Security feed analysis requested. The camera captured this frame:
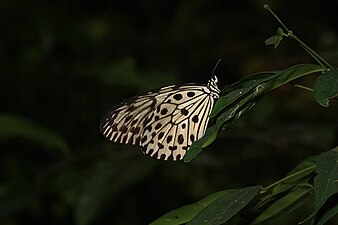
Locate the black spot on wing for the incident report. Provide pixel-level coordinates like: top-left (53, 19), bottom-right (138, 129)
top-left (187, 92), bottom-right (195, 97)
top-left (124, 115), bottom-right (133, 122)
top-left (141, 136), bottom-right (147, 143)
top-left (161, 108), bottom-right (168, 115)
top-left (119, 125), bottom-right (128, 133)
top-left (155, 123), bottom-right (162, 130)
top-left (190, 134), bottom-right (195, 142)
top-left (181, 109), bottom-right (189, 116)
top-left (158, 132), bottom-right (164, 139)
top-left (192, 115), bottom-right (199, 123)
top-left (169, 145), bottom-right (178, 150)
top-left (111, 123), bottom-right (118, 132)
top-left (173, 93), bottom-right (183, 100)
top-left (166, 135), bottom-right (173, 143)
top-left (178, 134), bottom-right (184, 144)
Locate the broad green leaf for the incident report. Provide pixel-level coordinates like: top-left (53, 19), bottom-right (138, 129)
top-left (0, 114), bottom-right (70, 156)
top-left (303, 148), bottom-right (338, 223)
top-left (187, 186), bottom-right (261, 225)
top-left (262, 64), bottom-right (324, 92)
top-left (215, 93), bottom-right (259, 130)
top-left (252, 185), bottom-right (312, 224)
top-left (211, 72), bottom-right (278, 117)
top-left (313, 202), bottom-right (338, 225)
top-left (184, 125), bottom-right (217, 162)
top-left (313, 68), bottom-right (338, 107)
top-left (211, 64), bottom-right (323, 119)
top-left (211, 87), bottom-right (252, 118)
top-left (149, 190), bottom-right (232, 225)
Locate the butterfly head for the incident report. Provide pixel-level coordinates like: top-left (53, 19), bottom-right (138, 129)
top-left (207, 75), bottom-right (221, 99)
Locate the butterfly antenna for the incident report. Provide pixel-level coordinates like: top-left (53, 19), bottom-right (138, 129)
top-left (212, 58), bottom-right (223, 76)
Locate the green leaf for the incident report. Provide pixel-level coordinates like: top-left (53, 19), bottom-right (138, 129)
top-left (215, 93), bottom-right (258, 130)
top-left (0, 114), bottom-right (70, 156)
top-left (265, 28), bottom-right (285, 48)
top-left (252, 185), bottom-right (312, 224)
top-left (187, 186), bottom-right (261, 225)
top-left (312, 149), bottom-right (338, 215)
top-left (265, 35), bottom-right (283, 48)
top-left (303, 148), bottom-right (338, 223)
top-left (313, 68), bottom-right (338, 107)
top-left (262, 64), bottom-right (324, 92)
top-left (149, 190), bottom-right (232, 225)
top-left (211, 71), bottom-right (278, 118)
top-left (211, 64), bottom-right (323, 119)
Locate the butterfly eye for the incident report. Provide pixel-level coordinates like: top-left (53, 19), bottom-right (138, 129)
top-left (100, 76), bottom-right (220, 161)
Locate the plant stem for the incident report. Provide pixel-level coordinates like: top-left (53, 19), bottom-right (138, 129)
top-left (264, 4), bottom-right (333, 70)
top-left (291, 83), bottom-right (314, 92)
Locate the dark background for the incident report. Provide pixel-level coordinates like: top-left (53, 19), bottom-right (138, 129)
top-left (1, 0), bottom-right (337, 225)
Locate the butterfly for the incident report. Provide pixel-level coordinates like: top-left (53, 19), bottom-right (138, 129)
top-left (100, 75), bottom-right (221, 161)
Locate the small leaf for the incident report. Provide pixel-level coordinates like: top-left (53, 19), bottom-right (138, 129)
top-left (187, 186), bottom-right (261, 225)
top-left (265, 35), bottom-right (283, 48)
top-left (276, 27), bottom-right (284, 36)
top-left (149, 190), bottom-right (232, 225)
top-left (265, 28), bottom-right (285, 48)
top-left (313, 68), bottom-right (338, 107)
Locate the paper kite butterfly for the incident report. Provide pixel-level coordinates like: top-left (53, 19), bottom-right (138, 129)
top-left (100, 75), bottom-right (221, 161)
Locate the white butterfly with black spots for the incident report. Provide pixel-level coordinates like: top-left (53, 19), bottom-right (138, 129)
top-left (100, 75), bottom-right (221, 161)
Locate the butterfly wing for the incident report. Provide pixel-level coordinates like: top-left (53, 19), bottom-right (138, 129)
top-left (100, 89), bottom-right (162, 145)
top-left (141, 86), bottom-right (214, 160)
top-left (100, 83), bottom-right (217, 161)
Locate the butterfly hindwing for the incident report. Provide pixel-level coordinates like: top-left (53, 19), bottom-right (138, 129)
top-left (100, 95), bottom-right (155, 145)
top-left (140, 86), bottom-right (215, 160)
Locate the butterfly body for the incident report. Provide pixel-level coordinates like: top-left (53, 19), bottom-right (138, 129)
top-left (100, 76), bottom-right (220, 161)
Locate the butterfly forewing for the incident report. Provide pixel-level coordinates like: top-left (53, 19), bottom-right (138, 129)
top-left (100, 77), bottom-right (220, 161)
